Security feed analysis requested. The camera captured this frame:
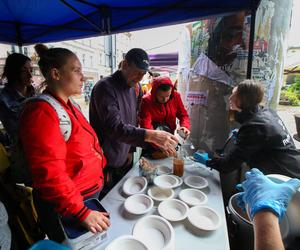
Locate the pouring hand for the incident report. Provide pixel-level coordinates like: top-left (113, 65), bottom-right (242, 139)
top-left (145, 130), bottom-right (178, 157)
top-left (177, 127), bottom-right (190, 140)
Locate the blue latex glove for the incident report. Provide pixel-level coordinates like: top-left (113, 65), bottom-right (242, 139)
top-left (236, 168), bottom-right (300, 221)
top-left (230, 128), bottom-right (239, 142)
top-left (193, 151), bottom-right (210, 165)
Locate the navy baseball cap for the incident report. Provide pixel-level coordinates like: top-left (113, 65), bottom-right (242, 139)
top-left (125, 48), bottom-right (151, 72)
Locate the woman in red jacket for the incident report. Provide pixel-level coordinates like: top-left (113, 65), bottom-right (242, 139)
top-left (19, 44), bottom-right (110, 242)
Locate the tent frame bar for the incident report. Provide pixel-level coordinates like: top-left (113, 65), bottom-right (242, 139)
top-left (25, 6), bottom-right (109, 44)
top-left (61, 0), bottom-right (112, 34)
top-left (247, 5), bottom-right (256, 79)
top-left (59, 0), bottom-right (103, 33)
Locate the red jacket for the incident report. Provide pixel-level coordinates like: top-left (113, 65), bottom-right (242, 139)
top-left (19, 92), bottom-right (106, 221)
top-left (140, 77), bottom-right (190, 133)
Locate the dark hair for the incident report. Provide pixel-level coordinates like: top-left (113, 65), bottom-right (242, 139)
top-left (34, 44), bottom-right (75, 79)
top-left (1, 53), bottom-right (31, 86)
top-left (236, 80), bottom-right (264, 110)
top-left (157, 84), bottom-right (172, 92)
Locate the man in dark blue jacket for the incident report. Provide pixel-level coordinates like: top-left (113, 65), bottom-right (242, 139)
top-left (90, 48), bottom-right (178, 195)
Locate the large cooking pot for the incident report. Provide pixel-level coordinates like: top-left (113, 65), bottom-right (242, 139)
top-left (227, 175), bottom-right (300, 250)
top-left (227, 193), bottom-right (254, 250)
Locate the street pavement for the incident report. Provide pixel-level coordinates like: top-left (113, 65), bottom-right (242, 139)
top-left (277, 105), bottom-right (300, 148)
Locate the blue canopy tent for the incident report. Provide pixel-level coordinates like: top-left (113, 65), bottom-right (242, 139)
top-left (0, 0), bottom-right (261, 77)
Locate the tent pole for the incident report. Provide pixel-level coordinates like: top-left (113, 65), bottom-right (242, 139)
top-left (16, 22), bottom-right (23, 49)
top-left (247, 7), bottom-right (256, 79)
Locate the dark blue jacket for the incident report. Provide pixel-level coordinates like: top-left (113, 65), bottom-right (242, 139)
top-left (216, 106), bottom-right (300, 178)
top-left (0, 85), bottom-right (35, 143)
top-left (89, 70), bottom-right (146, 167)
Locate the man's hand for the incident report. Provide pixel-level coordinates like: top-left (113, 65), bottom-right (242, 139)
top-left (236, 168), bottom-right (300, 221)
top-left (145, 130), bottom-right (178, 157)
top-left (178, 127), bottom-right (190, 139)
top-left (81, 210), bottom-right (110, 234)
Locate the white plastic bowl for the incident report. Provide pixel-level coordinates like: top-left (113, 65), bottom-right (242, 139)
top-left (157, 165), bottom-right (172, 175)
top-left (105, 235), bottom-right (147, 250)
top-left (133, 215), bottom-right (175, 250)
top-left (171, 175), bottom-right (183, 188)
top-left (122, 176), bottom-right (147, 196)
top-left (187, 206), bottom-right (221, 231)
top-left (184, 175), bottom-right (208, 189)
top-left (179, 188), bottom-right (208, 206)
top-left (154, 175), bottom-right (178, 189)
top-left (158, 199), bottom-right (189, 222)
top-left (124, 194), bottom-right (153, 215)
top-left (147, 186), bottom-right (174, 202)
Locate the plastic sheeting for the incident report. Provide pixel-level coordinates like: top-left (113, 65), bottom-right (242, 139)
top-left (191, 53), bottom-right (234, 86)
top-left (187, 74), bottom-right (231, 152)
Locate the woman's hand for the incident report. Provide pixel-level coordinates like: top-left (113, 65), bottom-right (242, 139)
top-left (177, 127), bottom-right (190, 139)
top-left (82, 211), bottom-right (110, 234)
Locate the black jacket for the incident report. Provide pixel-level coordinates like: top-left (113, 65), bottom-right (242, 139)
top-left (214, 106), bottom-right (300, 178)
top-left (0, 85), bottom-right (35, 143)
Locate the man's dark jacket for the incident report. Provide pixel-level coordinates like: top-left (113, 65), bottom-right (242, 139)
top-left (89, 70), bottom-right (145, 167)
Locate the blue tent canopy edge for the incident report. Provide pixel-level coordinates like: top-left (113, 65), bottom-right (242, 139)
top-left (0, 0), bottom-right (261, 46)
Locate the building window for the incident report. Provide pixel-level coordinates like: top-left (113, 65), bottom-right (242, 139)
top-left (82, 54), bottom-right (85, 66)
top-left (90, 56), bottom-right (93, 68)
top-left (99, 53), bottom-right (103, 65)
top-left (11, 45), bottom-right (16, 53)
top-left (104, 36), bottom-right (112, 68)
top-left (105, 55), bottom-right (111, 67)
top-left (23, 47), bottom-right (28, 56)
top-left (104, 36), bottom-right (112, 53)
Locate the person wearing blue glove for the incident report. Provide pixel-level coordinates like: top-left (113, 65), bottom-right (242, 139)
top-left (206, 80), bottom-right (300, 179)
top-left (229, 128), bottom-right (239, 142)
top-left (236, 168), bottom-right (300, 250)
